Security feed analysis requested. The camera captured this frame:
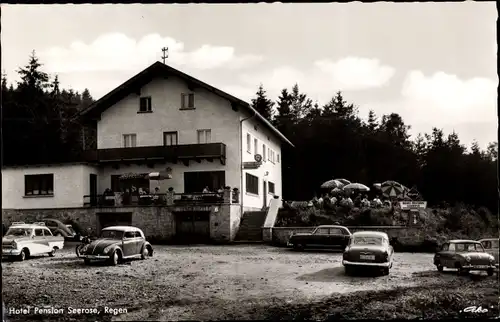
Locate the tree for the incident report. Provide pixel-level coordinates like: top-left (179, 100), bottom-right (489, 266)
top-left (273, 88), bottom-right (292, 128)
top-left (486, 142), bottom-right (498, 161)
top-left (17, 50), bottom-right (49, 91)
top-left (380, 113), bottom-right (411, 149)
top-left (367, 110), bottom-right (378, 132)
top-left (251, 84), bottom-right (274, 122)
top-left (288, 83), bottom-right (312, 121)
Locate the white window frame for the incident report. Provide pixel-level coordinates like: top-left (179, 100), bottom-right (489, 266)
top-left (197, 129), bottom-right (211, 144)
top-left (254, 138), bottom-right (258, 155)
top-left (247, 133), bottom-right (251, 153)
top-left (123, 134), bottom-right (137, 148)
top-left (163, 131), bottom-right (178, 146)
top-left (262, 144), bottom-right (266, 161)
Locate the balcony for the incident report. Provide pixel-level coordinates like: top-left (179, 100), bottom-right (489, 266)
top-left (81, 143), bottom-right (226, 166)
top-left (83, 190), bottom-right (240, 207)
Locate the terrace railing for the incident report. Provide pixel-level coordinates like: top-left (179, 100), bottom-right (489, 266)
top-left (83, 190), bottom-right (240, 207)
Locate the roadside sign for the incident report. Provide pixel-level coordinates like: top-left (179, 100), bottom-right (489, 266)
top-left (406, 186), bottom-right (420, 199)
top-left (243, 161), bottom-right (261, 169)
top-left (399, 201), bottom-right (427, 210)
top-left (254, 154), bottom-right (262, 163)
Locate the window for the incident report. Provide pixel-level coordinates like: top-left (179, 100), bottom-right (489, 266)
top-left (268, 147), bottom-right (271, 161)
top-left (268, 182), bottom-right (275, 194)
top-left (181, 93), bottom-right (195, 109)
top-left (44, 229), bottom-right (53, 236)
top-left (25, 174), bottom-right (54, 196)
top-left (139, 96), bottom-right (152, 112)
top-left (254, 138), bottom-right (258, 155)
top-left (197, 129), bottom-right (211, 144)
top-left (262, 144), bottom-right (266, 161)
top-left (314, 228), bottom-right (329, 235)
top-left (448, 243), bottom-right (455, 251)
top-left (246, 134), bottom-right (251, 153)
top-left (184, 171), bottom-right (226, 193)
top-left (330, 228), bottom-right (343, 235)
top-left (163, 131), bottom-right (178, 146)
top-left (134, 231), bottom-right (143, 238)
top-left (245, 173), bottom-right (259, 195)
top-left (123, 134), bottom-right (137, 148)
top-left (34, 229), bottom-right (44, 237)
top-left (124, 231), bottom-right (135, 238)
top-left (277, 153), bottom-right (280, 163)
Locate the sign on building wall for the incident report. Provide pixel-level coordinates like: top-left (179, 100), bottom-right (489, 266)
top-left (243, 154), bottom-right (263, 169)
top-left (399, 201), bottom-right (427, 210)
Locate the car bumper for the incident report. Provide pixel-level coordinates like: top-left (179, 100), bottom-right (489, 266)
top-left (342, 260), bottom-right (391, 268)
top-left (461, 264), bottom-right (496, 270)
top-left (2, 249), bottom-right (21, 256)
top-left (81, 254), bottom-right (111, 260)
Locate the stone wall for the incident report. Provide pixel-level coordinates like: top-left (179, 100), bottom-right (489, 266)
top-left (270, 226), bottom-right (414, 246)
top-left (2, 204), bottom-right (235, 244)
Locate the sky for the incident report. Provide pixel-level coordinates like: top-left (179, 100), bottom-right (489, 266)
top-left (2, 3), bottom-right (498, 149)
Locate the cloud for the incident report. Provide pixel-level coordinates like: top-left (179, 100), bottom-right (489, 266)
top-left (39, 32), bottom-right (264, 73)
top-left (239, 56), bottom-right (396, 102)
top-left (314, 57), bottom-right (396, 90)
top-left (362, 71), bottom-right (497, 149)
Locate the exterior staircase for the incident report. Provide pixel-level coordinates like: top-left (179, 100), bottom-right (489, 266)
top-left (234, 210), bottom-right (268, 242)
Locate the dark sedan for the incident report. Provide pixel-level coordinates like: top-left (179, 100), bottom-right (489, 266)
top-left (80, 226), bottom-right (154, 266)
top-left (434, 239), bottom-right (496, 276)
top-left (342, 231), bottom-right (394, 275)
top-left (287, 225), bottom-right (351, 250)
top-left (41, 218), bottom-right (81, 241)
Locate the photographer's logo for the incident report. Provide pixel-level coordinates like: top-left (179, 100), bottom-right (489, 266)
top-left (460, 306), bottom-right (494, 314)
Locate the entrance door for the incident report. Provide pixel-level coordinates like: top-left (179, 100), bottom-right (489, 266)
top-left (89, 174), bottom-right (98, 206)
top-left (175, 212), bottom-right (210, 243)
top-left (263, 180), bottom-right (267, 209)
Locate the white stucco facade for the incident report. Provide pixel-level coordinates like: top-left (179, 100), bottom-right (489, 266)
top-left (2, 164), bottom-right (98, 209)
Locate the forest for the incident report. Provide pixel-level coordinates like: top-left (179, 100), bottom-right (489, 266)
top-left (2, 52), bottom-right (498, 213)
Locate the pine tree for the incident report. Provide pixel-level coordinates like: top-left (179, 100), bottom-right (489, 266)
top-left (273, 88), bottom-right (292, 128)
top-left (17, 50), bottom-right (49, 91)
top-left (367, 110), bottom-right (378, 132)
top-left (251, 84), bottom-right (274, 122)
top-left (289, 83), bottom-right (312, 121)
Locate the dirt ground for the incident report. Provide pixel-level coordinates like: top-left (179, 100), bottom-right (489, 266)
top-left (2, 243), bottom-right (498, 321)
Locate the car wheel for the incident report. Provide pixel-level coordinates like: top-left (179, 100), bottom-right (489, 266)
top-left (294, 244), bottom-right (304, 251)
top-left (141, 246), bottom-right (149, 260)
top-left (109, 251), bottom-right (120, 266)
top-left (382, 267), bottom-right (390, 276)
top-left (436, 264), bottom-right (444, 272)
top-left (84, 259), bottom-right (91, 265)
top-left (345, 266), bottom-right (353, 276)
top-left (456, 264), bottom-right (468, 276)
top-left (18, 249), bottom-right (28, 261)
top-left (487, 268), bottom-right (494, 276)
top-left (48, 247), bottom-right (56, 257)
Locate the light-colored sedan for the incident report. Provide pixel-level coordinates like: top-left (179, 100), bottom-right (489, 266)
top-left (434, 239), bottom-right (496, 276)
top-left (478, 238), bottom-right (499, 268)
top-left (2, 222), bottom-right (65, 261)
top-left (342, 231), bottom-right (394, 275)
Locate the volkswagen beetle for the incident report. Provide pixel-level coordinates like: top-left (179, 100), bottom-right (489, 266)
top-left (434, 239), bottom-right (496, 276)
top-left (80, 226), bottom-right (153, 266)
top-left (342, 231), bottom-right (394, 275)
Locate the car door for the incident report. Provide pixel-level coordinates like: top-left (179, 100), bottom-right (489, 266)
top-left (328, 228), bottom-right (344, 248)
top-left (133, 231), bottom-right (143, 255)
top-left (311, 228), bottom-right (329, 247)
top-left (33, 228), bottom-right (46, 254)
top-left (122, 231), bottom-right (136, 257)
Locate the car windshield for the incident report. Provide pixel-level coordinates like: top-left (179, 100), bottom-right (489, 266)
top-left (456, 243), bottom-right (484, 252)
top-left (100, 230), bottom-right (123, 239)
top-left (5, 228), bottom-right (31, 237)
top-left (352, 236), bottom-right (383, 245)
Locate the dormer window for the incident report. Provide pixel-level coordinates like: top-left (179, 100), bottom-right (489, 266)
top-left (181, 93), bottom-right (195, 110)
top-left (139, 97), bottom-right (152, 113)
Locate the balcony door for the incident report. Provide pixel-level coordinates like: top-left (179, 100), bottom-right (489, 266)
top-left (184, 171), bottom-right (225, 193)
top-left (90, 174), bottom-right (98, 206)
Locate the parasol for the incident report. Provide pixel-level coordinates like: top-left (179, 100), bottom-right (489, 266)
top-left (320, 179), bottom-right (344, 189)
top-left (373, 183), bottom-right (382, 189)
top-left (331, 187), bottom-right (342, 195)
top-left (147, 172), bottom-right (173, 180)
top-left (343, 183), bottom-right (370, 192)
top-left (334, 178), bottom-right (351, 185)
top-left (380, 181), bottom-right (405, 198)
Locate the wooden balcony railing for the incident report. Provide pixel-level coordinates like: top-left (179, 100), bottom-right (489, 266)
top-left (81, 143), bottom-right (226, 165)
top-left (83, 190), bottom-right (240, 207)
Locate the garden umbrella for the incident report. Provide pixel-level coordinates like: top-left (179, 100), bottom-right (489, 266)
top-left (373, 183), bottom-right (382, 190)
top-left (334, 178), bottom-right (351, 185)
top-left (331, 187), bottom-right (342, 195)
top-left (320, 179), bottom-right (344, 189)
top-left (380, 181), bottom-right (405, 198)
top-left (147, 172), bottom-right (172, 180)
top-left (343, 183), bottom-right (370, 192)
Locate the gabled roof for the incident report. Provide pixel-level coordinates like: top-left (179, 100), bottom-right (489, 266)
top-left (78, 61), bottom-right (294, 147)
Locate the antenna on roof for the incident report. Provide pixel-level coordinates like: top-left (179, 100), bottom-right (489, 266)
top-left (161, 47), bottom-right (169, 64)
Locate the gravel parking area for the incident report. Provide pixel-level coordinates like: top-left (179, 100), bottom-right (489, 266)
top-left (2, 244), bottom-right (498, 321)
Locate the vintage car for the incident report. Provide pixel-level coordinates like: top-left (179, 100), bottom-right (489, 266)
top-left (287, 225), bottom-right (351, 250)
top-left (41, 218), bottom-right (81, 241)
top-left (342, 231), bottom-right (394, 275)
top-left (2, 222), bottom-right (65, 261)
top-left (478, 238), bottom-right (499, 268)
top-left (80, 226), bottom-right (154, 266)
top-left (434, 239), bottom-right (496, 276)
